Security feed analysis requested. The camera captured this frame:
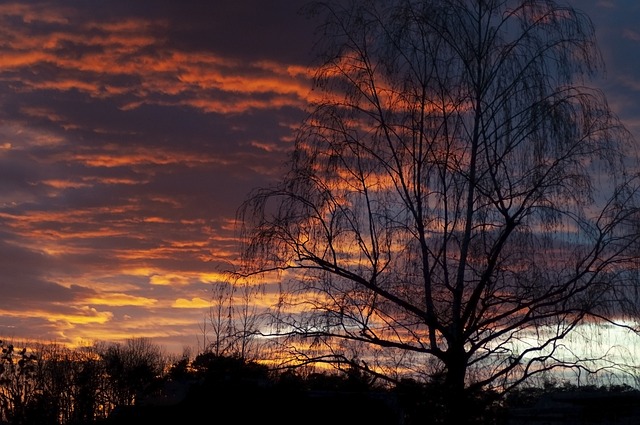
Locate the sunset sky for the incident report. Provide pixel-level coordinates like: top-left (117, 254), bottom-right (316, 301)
top-left (0, 0), bottom-right (639, 356)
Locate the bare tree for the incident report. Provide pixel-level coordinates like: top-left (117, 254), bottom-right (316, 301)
top-left (203, 279), bottom-right (265, 360)
top-left (238, 0), bottom-right (640, 423)
top-left (0, 340), bottom-right (38, 424)
top-left (96, 338), bottom-right (166, 408)
top-left (27, 342), bottom-right (109, 425)
top-left (200, 281), bottom-right (235, 356)
top-left (232, 279), bottom-right (264, 360)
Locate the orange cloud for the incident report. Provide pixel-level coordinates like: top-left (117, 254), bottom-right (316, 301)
top-left (59, 147), bottom-right (217, 168)
top-left (0, 1), bottom-right (318, 355)
top-left (41, 179), bottom-right (93, 189)
top-left (0, 7), bottom-right (315, 115)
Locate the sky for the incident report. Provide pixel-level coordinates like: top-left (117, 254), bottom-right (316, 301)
top-left (0, 0), bottom-right (638, 357)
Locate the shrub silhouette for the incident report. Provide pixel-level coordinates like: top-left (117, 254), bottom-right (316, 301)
top-left (103, 354), bottom-right (400, 425)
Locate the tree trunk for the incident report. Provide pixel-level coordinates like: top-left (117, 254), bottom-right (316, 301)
top-left (443, 347), bottom-right (470, 425)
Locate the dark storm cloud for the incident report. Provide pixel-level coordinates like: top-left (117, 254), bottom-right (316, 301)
top-left (582, 1), bottom-right (640, 134)
top-left (0, 238), bottom-right (87, 303)
top-left (131, 0), bottom-right (316, 63)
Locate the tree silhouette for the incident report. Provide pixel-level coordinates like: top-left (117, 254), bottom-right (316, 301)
top-left (201, 279), bottom-right (264, 360)
top-left (96, 338), bottom-right (166, 408)
top-left (0, 341), bottom-right (38, 424)
top-left (237, 0), bottom-right (640, 423)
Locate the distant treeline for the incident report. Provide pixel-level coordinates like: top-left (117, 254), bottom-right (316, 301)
top-left (0, 338), bottom-right (637, 425)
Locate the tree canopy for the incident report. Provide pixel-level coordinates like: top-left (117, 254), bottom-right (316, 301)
top-left (237, 0), bottom-right (640, 421)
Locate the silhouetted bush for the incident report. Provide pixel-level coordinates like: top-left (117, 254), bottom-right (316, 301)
top-left (103, 354), bottom-right (400, 425)
top-left (393, 377), bottom-right (506, 425)
top-left (4, 340), bottom-right (639, 425)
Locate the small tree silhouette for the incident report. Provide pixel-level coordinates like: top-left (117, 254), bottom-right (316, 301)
top-left (0, 340), bottom-right (39, 424)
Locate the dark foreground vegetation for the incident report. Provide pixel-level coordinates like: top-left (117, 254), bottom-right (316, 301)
top-left (2, 338), bottom-right (640, 425)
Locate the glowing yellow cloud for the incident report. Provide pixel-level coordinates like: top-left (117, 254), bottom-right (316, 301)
top-left (172, 297), bottom-right (210, 309)
top-left (0, 306), bottom-right (113, 325)
top-left (149, 273), bottom-right (190, 286)
top-left (197, 272), bottom-right (230, 284)
top-left (85, 293), bottom-right (158, 307)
